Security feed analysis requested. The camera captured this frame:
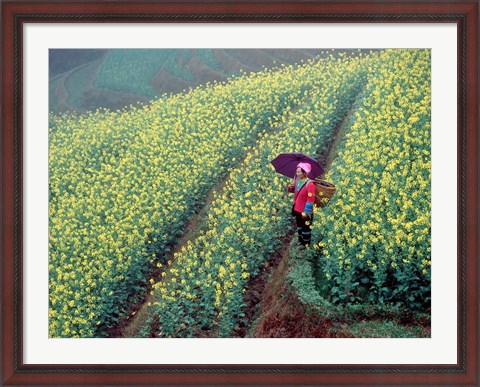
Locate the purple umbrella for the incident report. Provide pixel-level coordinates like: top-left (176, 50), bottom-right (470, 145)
top-left (271, 152), bottom-right (324, 179)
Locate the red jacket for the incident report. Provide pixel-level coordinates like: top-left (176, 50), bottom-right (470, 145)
top-left (288, 178), bottom-right (316, 214)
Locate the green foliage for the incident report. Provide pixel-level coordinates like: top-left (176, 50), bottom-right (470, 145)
top-left (329, 319), bottom-right (430, 338)
top-left (287, 245), bottom-right (337, 318)
top-left (310, 49), bottom-right (431, 310)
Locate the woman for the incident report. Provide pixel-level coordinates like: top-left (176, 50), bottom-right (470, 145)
top-left (287, 162), bottom-right (316, 248)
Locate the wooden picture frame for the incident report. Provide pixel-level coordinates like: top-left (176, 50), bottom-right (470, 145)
top-left (2, 0), bottom-right (478, 385)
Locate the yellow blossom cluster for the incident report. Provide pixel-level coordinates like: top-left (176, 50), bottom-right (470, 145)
top-left (317, 49), bottom-right (431, 308)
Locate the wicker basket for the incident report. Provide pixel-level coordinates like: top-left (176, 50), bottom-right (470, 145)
top-left (312, 178), bottom-right (336, 208)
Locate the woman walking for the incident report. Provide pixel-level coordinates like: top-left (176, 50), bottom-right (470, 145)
top-left (287, 162), bottom-right (316, 248)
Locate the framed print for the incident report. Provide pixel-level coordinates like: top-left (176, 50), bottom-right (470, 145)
top-left (2, 0), bottom-right (478, 385)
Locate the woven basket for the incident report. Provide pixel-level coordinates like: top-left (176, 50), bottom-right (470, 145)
top-left (312, 178), bottom-right (337, 208)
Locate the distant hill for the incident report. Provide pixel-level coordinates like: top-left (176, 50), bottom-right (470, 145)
top-left (49, 49), bottom-right (363, 114)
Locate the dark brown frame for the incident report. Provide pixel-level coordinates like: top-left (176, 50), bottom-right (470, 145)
top-left (2, 0), bottom-right (478, 385)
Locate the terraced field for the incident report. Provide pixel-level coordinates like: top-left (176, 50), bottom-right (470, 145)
top-left (49, 49), bottom-right (431, 338)
top-left (49, 49), bottom-right (358, 113)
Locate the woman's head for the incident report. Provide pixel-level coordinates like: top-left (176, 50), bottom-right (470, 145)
top-left (296, 162), bottom-right (311, 179)
top-left (296, 167), bottom-right (307, 179)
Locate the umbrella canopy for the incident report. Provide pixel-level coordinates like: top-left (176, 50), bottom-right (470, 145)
top-left (271, 152), bottom-right (324, 179)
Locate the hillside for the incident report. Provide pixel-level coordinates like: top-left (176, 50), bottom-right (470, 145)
top-left (48, 49), bottom-right (431, 339)
top-left (49, 49), bottom-right (363, 113)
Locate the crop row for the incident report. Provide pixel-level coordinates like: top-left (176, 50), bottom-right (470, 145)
top-left (312, 49), bottom-right (431, 309)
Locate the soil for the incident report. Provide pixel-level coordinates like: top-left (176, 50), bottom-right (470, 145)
top-left (230, 233), bottom-right (294, 338)
top-left (246, 233), bottom-right (335, 338)
top-left (106, 265), bottom-right (164, 338)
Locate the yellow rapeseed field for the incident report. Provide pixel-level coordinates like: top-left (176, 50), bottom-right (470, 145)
top-left (49, 49), bottom-right (431, 338)
top-left (317, 49), bottom-right (431, 307)
top-left (49, 52), bottom-right (369, 337)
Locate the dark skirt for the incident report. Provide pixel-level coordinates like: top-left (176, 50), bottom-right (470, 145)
top-left (292, 206), bottom-right (313, 246)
